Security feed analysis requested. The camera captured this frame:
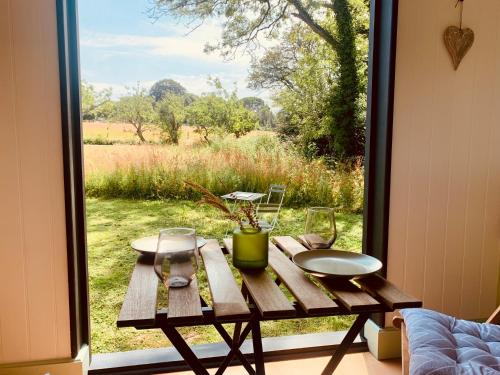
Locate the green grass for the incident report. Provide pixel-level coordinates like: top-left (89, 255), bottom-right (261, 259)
top-left (84, 131), bottom-right (365, 212)
top-left (87, 197), bottom-right (363, 353)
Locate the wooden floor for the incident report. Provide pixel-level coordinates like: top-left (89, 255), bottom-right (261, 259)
top-left (170, 352), bottom-right (402, 375)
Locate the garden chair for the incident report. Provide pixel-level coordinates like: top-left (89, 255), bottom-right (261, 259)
top-left (255, 184), bottom-right (286, 231)
top-left (393, 305), bottom-right (500, 375)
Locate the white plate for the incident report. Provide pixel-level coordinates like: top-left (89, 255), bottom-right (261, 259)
top-left (292, 250), bottom-right (382, 279)
top-left (131, 235), bottom-right (207, 255)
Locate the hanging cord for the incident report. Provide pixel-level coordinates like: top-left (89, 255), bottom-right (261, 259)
top-left (455, 0), bottom-right (464, 29)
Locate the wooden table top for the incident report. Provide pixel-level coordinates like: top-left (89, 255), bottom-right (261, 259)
top-left (117, 236), bottom-right (422, 329)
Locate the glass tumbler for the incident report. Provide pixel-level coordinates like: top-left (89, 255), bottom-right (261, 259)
top-left (154, 227), bottom-right (199, 288)
top-left (304, 207), bottom-right (337, 249)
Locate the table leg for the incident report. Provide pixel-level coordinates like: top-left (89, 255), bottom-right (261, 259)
top-left (215, 322), bottom-right (254, 374)
top-left (321, 313), bottom-right (370, 375)
top-left (252, 320), bottom-right (266, 375)
top-left (213, 322), bottom-right (255, 375)
top-left (162, 325), bottom-right (210, 375)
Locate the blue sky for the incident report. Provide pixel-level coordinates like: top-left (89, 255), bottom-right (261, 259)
top-left (78, 0), bottom-right (272, 102)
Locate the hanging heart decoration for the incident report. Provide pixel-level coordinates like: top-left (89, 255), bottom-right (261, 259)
top-left (444, 26), bottom-right (474, 70)
top-left (444, 0), bottom-right (474, 71)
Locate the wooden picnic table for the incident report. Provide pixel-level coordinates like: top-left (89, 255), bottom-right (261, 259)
top-left (117, 236), bottom-right (422, 375)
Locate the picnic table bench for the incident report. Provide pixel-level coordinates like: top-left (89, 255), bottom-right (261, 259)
top-left (118, 236), bottom-right (421, 375)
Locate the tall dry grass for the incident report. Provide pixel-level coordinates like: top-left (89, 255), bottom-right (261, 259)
top-left (84, 129), bottom-right (364, 211)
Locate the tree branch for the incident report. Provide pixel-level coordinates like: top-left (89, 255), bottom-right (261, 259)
top-left (288, 0), bottom-right (338, 49)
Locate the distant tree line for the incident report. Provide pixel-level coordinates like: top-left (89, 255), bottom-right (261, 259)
top-left (81, 78), bottom-right (276, 144)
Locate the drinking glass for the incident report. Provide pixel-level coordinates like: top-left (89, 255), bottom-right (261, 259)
top-left (154, 227), bottom-right (199, 288)
top-left (304, 207), bottom-right (337, 249)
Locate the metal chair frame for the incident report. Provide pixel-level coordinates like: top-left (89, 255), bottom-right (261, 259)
top-left (256, 184), bottom-right (286, 231)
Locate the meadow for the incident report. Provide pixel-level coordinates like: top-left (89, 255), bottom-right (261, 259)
top-left (83, 122), bottom-right (364, 211)
top-left (83, 122), bottom-right (364, 353)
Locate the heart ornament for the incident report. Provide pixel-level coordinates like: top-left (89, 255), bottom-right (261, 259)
top-left (444, 26), bottom-right (474, 70)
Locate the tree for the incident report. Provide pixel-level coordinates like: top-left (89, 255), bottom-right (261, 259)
top-left (241, 97), bottom-right (275, 129)
top-left (227, 96), bottom-right (259, 137)
top-left (149, 79), bottom-right (187, 102)
top-left (81, 81), bottom-right (113, 121)
top-left (152, 0), bottom-right (366, 160)
top-left (186, 94), bottom-right (228, 143)
top-left (157, 94), bottom-right (185, 144)
top-left (249, 1), bottom-right (369, 160)
top-left (113, 85), bottom-right (157, 142)
top-left (186, 83), bottom-right (258, 142)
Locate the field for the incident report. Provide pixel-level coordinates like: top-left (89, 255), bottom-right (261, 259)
top-left (83, 122), bottom-right (364, 353)
top-left (83, 122), bottom-right (364, 211)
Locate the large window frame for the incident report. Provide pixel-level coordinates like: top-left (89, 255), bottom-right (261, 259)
top-left (56, 0), bottom-right (400, 369)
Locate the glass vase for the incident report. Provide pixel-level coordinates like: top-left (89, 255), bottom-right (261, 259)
top-left (232, 227), bottom-right (268, 270)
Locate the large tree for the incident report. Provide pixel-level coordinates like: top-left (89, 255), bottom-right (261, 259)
top-left (152, 0), bottom-right (365, 159)
top-left (149, 78), bottom-right (188, 102)
top-left (113, 86), bottom-right (157, 142)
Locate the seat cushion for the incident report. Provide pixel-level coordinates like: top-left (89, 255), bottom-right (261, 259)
top-left (401, 308), bottom-right (500, 375)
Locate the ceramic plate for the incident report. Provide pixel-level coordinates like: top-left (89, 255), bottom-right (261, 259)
top-left (131, 235), bottom-right (207, 256)
top-left (292, 250), bottom-right (382, 279)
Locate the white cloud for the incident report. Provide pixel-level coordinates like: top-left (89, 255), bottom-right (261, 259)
top-left (80, 21), bottom-right (252, 65)
top-left (81, 20), bottom-right (277, 107)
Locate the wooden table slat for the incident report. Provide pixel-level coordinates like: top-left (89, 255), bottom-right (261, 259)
top-left (223, 238), bottom-right (296, 319)
top-left (118, 255), bottom-right (158, 328)
top-left (355, 274), bottom-right (423, 310)
top-left (200, 240), bottom-right (251, 319)
top-left (267, 243), bottom-right (338, 314)
top-left (167, 260), bottom-right (204, 323)
top-left (274, 236), bottom-right (382, 313)
top-left (320, 278), bottom-right (382, 313)
top-left (273, 236), bottom-right (309, 257)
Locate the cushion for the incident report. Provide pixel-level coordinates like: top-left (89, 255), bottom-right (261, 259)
top-left (401, 308), bottom-right (500, 375)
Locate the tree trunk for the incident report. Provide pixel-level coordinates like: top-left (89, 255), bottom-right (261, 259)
top-left (135, 124), bottom-right (147, 143)
top-left (328, 0), bottom-right (364, 160)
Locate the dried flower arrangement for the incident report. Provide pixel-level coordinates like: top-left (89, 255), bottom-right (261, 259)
top-left (185, 181), bottom-right (261, 231)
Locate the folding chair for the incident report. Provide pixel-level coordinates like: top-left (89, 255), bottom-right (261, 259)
top-left (256, 184), bottom-right (286, 231)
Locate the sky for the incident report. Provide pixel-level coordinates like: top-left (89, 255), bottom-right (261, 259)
top-left (78, 0), bottom-right (273, 103)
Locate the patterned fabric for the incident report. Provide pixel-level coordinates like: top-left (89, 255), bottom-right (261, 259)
top-left (401, 308), bottom-right (500, 375)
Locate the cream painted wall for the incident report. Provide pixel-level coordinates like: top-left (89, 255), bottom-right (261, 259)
top-left (0, 0), bottom-right (71, 364)
top-left (388, 0), bottom-right (500, 320)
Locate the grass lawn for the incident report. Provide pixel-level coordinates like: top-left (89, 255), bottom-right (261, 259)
top-left (87, 197), bottom-right (363, 353)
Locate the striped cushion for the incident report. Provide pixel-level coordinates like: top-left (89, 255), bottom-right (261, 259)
top-left (401, 308), bottom-right (500, 375)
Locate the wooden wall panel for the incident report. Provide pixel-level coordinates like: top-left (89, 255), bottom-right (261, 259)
top-left (388, 0), bottom-right (500, 320)
top-left (0, 0), bottom-right (71, 364)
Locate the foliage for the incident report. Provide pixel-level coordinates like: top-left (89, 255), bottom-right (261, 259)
top-left (87, 197), bottom-right (362, 353)
top-left (186, 81), bottom-right (258, 141)
top-left (83, 137), bottom-right (115, 145)
top-left (84, 131), bottom-right (364, 212)
top-left (241, 97), bottom-right (275, 129)
top-left (149, 78), bottom-right (187, 102)
top-left (151, 0), bottom-right (368, 161)
top-left (186, 94), bottom-right (228, 142)
top-left (112, 85), bottom-right (157, 142)
top-left (81, 81), bottom-right (114, 121)
top-left (157, 94), bottom-right (186, 144)
top-left (250, 0), bottom-right (369, 161)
